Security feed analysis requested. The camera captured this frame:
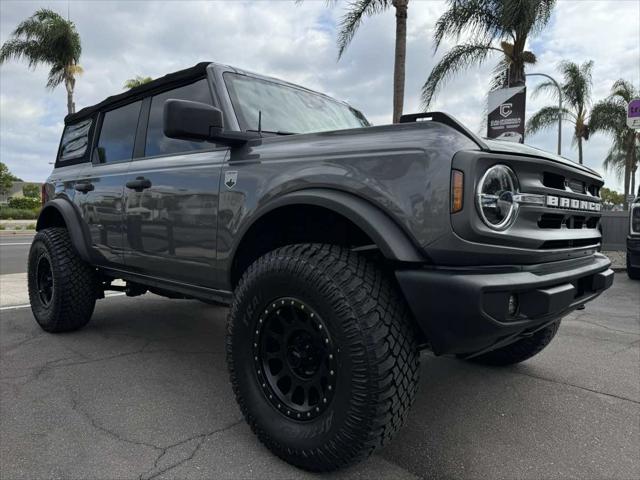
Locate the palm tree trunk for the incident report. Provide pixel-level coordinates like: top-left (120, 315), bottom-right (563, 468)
top-left (392, 0), bottom-right (408, 123)
top-left (65, 75), bottom-right (75, 115)
top-left (577, 137), bottom-right (583, 164)
top-left (623, 148), bottom-right (633, 209)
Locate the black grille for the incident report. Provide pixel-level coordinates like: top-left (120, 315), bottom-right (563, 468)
top-left (538, 214), bottom-right (564, 229)
top-left (542, 171), bottom-right (599, 197)
top-left (543, 172), bottom-right (565, 190)
top-left (537, 213), bottom-right (599, 230)
top-left (567, 179), bottom-right (585, 194)
top-left (540, 238), bottom-right (600, 250)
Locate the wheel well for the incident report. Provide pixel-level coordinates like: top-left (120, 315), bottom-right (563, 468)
top-left (37, 206), bottom-right (66, 230)
top-left (230, 205), bottom-right (376, 287)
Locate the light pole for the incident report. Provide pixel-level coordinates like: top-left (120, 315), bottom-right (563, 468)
top-left (526, 73), bottom-right (562, 156)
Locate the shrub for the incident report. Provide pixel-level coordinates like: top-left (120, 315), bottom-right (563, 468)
top-left (8, 196), bottom-right (40, 209)
top-left (0, 207), bottom-right (40, 220)
top-left (23, 184), bottom-right (41, 199)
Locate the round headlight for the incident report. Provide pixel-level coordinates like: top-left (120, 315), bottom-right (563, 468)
top-left (476, 165), bottom-right (519, 230)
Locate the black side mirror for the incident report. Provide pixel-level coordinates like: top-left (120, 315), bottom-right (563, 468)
top-left (163, 99), bottom-right (257, 147)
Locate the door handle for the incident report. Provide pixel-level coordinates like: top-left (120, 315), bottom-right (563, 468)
top-left (126, 177), bottom-right (152, 192)
top-left (74, 182), bottom-right (94, 193)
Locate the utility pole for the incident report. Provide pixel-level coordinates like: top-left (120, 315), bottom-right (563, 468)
top-left (526, 73), bottom-right (562, 156)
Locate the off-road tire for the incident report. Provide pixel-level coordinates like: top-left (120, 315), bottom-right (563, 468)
top-left (28, 227), bottom-right (98, 333)
top-left (226, 244), bottom-right (420, 471)
top-left (627, 250), bottom-right (640, 280)
top-left (465, 320), bottom-right (560, 366)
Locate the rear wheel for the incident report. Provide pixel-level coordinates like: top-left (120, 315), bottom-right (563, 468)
top-left (226, 244), bottom-right (419, 471)
top-left (464, 321), bottom-right (560, 366)
top-left (28, 227), bottom-right (98, 333)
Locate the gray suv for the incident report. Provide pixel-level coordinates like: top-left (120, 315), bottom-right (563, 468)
top-left (30, 62), bottom-right (614, 471)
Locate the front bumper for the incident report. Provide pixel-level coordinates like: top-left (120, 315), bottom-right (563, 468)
top-left (396, 253), bottom-right (613, 356)
top-left (627, 236), bottom-right (640, 270)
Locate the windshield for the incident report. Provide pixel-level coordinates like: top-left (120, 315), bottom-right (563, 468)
top-left (224, 72), bottom-right (370, 134)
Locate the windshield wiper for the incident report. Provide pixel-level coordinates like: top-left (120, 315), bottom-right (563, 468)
top-left (247, 129), bottom-right (297, 136)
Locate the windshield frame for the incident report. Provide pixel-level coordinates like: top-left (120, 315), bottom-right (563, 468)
top-left (223, 72), bottom-right (370, 135)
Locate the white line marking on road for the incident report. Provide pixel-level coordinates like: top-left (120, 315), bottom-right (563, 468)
top-left (0, 292), bottom-right (126, 311)
top-left (0, 243), bottom-right (32, 246)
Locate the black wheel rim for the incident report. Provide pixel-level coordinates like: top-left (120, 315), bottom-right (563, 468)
top-left (254, 297), bottom-right (337, 421)
top-left (36, 255), bottom-right (54, 306)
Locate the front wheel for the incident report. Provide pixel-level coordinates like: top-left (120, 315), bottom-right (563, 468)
top-left (226, 244), bottom-right (420, 471)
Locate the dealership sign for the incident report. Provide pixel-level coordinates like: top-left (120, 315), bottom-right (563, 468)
top-left (627, 98), bottom-right (640, 129)
top-left (487, 86), bottom-right (526, 143)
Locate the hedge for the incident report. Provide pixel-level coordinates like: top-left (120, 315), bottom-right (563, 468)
top-left (8, 197), bottom-right (41, 209)
top-left (0, 207), bottom-right (40, 220)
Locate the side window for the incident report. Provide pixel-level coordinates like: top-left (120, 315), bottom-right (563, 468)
top-left (144, 79), bottom-right (213, 157)
top-left (59, 118), bottom-right (92, 162)
top-left (96, 101), bottom-right (142, 163)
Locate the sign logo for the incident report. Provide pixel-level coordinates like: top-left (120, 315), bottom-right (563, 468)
top-left (499, 103), bottom-right (513, 118)
top-left (225, 171), bottom-right (238, 189)
top-left (627, 98), bottom-right (640, 129)
top-left (487, 86), bottom-right (526, 143)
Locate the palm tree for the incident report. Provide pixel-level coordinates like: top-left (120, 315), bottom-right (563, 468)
top-left (0, 9), bottom-right (82, 115)
top-left (590, 79), bottom-right (639, 208)
top-left (422, 0), bottom-right (556, 108)
top-left (527, 60), bottom-right (594, 165)
top-left (299, 0), bottom-right (410, 123)
top-left (123, 76), bottom-right (153, 90)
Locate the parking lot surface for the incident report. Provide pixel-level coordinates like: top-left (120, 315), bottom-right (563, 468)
top-left (1, 276), bottom-right (638, 479)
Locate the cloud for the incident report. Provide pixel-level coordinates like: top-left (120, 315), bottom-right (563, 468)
top-left (0, 0), bottom-right (638, 193)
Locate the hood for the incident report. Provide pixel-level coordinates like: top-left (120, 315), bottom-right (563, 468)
top-left (483, 138), bottom-right (601, 178)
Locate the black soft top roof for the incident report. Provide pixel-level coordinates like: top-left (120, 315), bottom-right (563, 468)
top-left (65, 62), bottom-right (210, 124)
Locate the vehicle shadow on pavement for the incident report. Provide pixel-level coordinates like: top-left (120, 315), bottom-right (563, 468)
top-left (1, 279), bottom-right (639, 480)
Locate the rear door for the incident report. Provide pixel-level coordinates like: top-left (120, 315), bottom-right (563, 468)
top-left (122, 78), bottom-right (228, 288)
top-left (73, 100), bottom-right (143, 266)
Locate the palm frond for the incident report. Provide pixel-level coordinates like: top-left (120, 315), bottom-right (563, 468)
top-left (0, 8), bottom-right (81, 69)
top-left (610, 79), bottom-right (637, 103)
top-left (602, 142), bottom-right (627, 180)
top-left (526, 106), bottom-right (573, 135)
top-left (337, 0), bottom-right (390, 58)
top-left (489, 56), bottom-right (510, 90)
top-left (46, 62), bottom-right (65, 89)
top-left (521, 49), bottom-right (536, 64)
top-left (531, 80), bottom-right (559, 100)
top-left (433, 0), bottom-right (504, 50)
top-left (558, 59), bottom-right (593, 111)
top-left (589, 99), bottom-right (626, 137)
top-left (0, 39), bottom-right (49, 67)
top-left (421, 43), bottom-right (496, 108)
top-left (503, 0), bottom-right (556, 37)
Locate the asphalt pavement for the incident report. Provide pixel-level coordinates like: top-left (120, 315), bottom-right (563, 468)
top-left (0, 232), bottom-right (33, 275)
top-left (0, 273), bottom-right (638, 479)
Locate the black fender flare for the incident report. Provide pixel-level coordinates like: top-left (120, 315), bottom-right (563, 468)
top-left (231, 188), bottom-right (425, 265)
top-left (36, 198), bottom-right (93, 262)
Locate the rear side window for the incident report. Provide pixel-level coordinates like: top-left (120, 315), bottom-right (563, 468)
top-left (59, 119), bottom-right (92, 162)
top-left (144, 79), bottom-right (213, 157)
top-left (96, 101), bottom-right (142, 163)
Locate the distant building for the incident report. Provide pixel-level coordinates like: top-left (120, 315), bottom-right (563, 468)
top-left (0, 181), bottom-right (41, 204)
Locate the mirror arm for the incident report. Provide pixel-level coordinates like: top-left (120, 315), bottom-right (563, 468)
top-left (209, 128), bottom-right (260, 148)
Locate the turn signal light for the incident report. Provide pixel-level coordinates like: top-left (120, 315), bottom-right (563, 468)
top-left (451, 170), bottom-right (464, 213)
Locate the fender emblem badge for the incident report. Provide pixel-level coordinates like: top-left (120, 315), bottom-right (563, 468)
top-left (225, 171), bottom-right (238, 190)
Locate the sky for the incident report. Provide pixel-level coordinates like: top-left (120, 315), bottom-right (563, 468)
top-left (1, 0), bottom-right (639, 193)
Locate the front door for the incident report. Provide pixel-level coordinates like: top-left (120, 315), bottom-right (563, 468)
top-left (122, 79), bottom-right (228, 288)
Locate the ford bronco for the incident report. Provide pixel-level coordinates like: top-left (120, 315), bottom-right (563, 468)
top-left (30, 62), bottom-right (614, 471)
